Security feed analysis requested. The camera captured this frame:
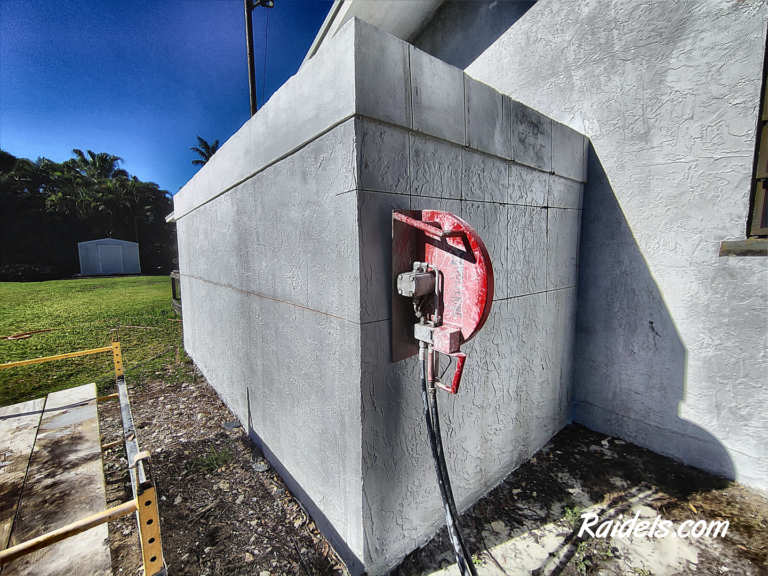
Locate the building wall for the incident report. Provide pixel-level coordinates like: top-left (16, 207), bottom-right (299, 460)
top-left (175, 18), bottom-right (588, 574)
top-left (177, 119), bottom-right (367, 562)
top-left (411, 0), bottom-right (536, 69)
top-left (467, 0), bottom-right (768, 490)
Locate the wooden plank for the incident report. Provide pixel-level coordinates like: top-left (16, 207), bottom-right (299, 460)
top-left (3, 384), bottom-right (111, 576)
top-left (719, 238), bottom-right (768, 257)
top-left (0, 398), bottom-right (45, 552)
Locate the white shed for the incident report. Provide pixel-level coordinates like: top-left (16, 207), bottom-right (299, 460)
top-left (78, 238), bottom-right (141, 276)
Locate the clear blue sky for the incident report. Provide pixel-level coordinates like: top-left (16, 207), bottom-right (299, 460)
top-left (0, 0), bottom-right (332, 194)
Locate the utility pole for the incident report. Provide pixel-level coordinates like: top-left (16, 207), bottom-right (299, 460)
top-left (244, 0), bottom-right (274, 117)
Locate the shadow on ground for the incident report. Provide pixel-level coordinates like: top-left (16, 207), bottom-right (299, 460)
top-left (392, 424), bottom-right (767, 576)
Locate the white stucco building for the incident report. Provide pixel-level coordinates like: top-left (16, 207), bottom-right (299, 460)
top-left (172, 1), bottom-right (767, 573)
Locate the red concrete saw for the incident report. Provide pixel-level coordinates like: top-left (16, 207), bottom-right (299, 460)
top-left (391, 209), bottom-right (494, 393)
top-left (391, 209), bottom-right (494, 576)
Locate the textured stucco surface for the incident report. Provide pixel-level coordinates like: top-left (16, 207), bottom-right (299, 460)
top-left (467, 0), bottom-right (768, 490)
top-left (357, 114), bottom-right (584, 572)
top-left (175, 18), bottom-right (588, 574)
top-left (177, 119), bottom-right (367, 561)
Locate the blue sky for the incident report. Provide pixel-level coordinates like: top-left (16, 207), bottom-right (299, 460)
top-left (0, 0), bottom-right (332, 194)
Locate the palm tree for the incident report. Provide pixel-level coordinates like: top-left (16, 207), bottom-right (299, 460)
top-left (190, 136), bottom-right (219, 166)
top-left (70, 149), bottom-right (128, 180)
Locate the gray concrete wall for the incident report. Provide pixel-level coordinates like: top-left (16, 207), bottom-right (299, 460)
top-left (177, 118), bottom-right (367, 562)
top-left (175, 18), bottom-right (588, 574)
top-left (356, 93), bottom-right (587, 571)
top-left (467, 0), bottom-right (768, 491)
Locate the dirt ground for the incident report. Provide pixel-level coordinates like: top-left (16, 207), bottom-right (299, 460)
top-left (396, 426), bottom-right (768, 576)
top-left (98, 362), bottom-right (346, 576)
top-left (98, 362), bottom-right (767, 576)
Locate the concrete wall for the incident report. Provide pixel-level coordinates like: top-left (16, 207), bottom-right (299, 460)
top-left (177, 118), bottom-right (367, 562)
top-left (175, 18), bottom-right (588, 574)
top-left (467, 0), bottom-right (768, 490)
top-left (357, 102), bottom-right (587, 570)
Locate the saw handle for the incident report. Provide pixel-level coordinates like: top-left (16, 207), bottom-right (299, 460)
top-left (435, 352), bottom-right (466, 395)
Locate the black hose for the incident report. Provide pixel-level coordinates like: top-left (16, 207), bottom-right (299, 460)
top-left (419, 345), bottom-right (477, 576)
top-left (428, 385), bottom-right (477, 576)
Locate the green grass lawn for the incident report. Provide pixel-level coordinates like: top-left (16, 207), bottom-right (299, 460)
top-left (0, 276), bottom-right (186, 407)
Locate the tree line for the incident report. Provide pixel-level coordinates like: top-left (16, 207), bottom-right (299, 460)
top-left (0, 149), bottom-right (176, 277)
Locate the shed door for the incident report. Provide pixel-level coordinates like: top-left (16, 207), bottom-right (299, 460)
top-left (99, 245), bottom-right (123, 274)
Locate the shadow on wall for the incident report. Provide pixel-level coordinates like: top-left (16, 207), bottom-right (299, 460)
top-left (571, 145), bottom-right (735, 482)
top-left (412, 1), bottom-right (537, 70)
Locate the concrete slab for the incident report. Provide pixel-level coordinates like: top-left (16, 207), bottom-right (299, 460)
top-left (461, 201), bottom-right (508, 300)
top-left (547, 208), bottom-right (581, 290)
top-left (205, 120), bottom-right (252, 196)
top-left (4, 385), bottom-right (110, 576)
top-left (548, 174), bottom-right (583, 209)
top-left (462, 148), bottom-right (508, 204)
top-left (359, 119), bottom-right (410, 195)
top-left (354, 19), bottom-right (412, 129)
top-left (410, 195), bottom-right (462, 216)
top-left (360, 319), bottom-right (433, 575)
top-left (358, 190), bottom-right (410, 324)
top-left (182, 275), bottom-right (365, 560)
top-left (510, 100), bottom-right (552, 173)
top-left (545, 287), bottom-right (577, 423)
top-left (0, 398), bottom-right (44, 552)
top-left (410, 45), bottom-right (466, 146)
top-left (410, 133), bottom-right (462, 200)
top-left (551, 120), bottom-right (586, 183)
top-left (508, 205), bottom-right (547, 297)
top-left (509, 162), bottom-right (548, 207)
top-left (465, 76), bottom-right (511, 159)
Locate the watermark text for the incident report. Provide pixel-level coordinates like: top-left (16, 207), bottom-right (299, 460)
top-left (578, 512), bottom-right (728, 540)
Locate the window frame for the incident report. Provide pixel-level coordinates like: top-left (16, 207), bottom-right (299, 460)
top-left (748, 33), bottom-right (768, 237)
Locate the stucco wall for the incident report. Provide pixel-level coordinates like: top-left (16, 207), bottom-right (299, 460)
top-left (175, 18), bottom-right (589, 574)
top-left (467, 0), bottom-right (768, 490)
top-left (177, 118), bottom-right (367, 561)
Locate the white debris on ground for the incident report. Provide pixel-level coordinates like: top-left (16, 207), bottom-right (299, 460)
top-left (396, 430), bottom-right (767, 576)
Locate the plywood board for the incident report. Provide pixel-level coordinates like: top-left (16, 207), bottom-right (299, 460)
top-left (3, 384), bottom-right (111, 575)
top-left (0, 398), bottom-right (45, 551)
